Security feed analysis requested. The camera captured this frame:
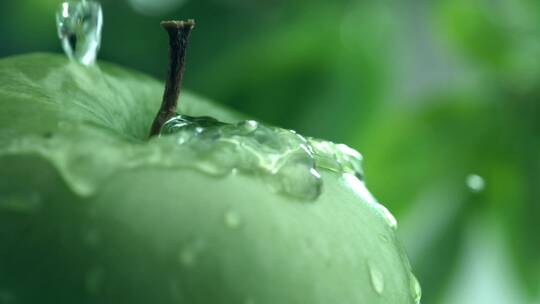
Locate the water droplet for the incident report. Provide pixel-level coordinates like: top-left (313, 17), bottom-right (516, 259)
top-left (342, 173), bottom-right (378, 205)
top-left (241, 120), bottom-right (258, 133)
top-left (409, 273), bottom-right (422, 303)
top-left (466, 174), bottom-right (485, 193)
top-left (375, 203), bottom-right (398, 230)
top-left (56, 1), bottom-right (103, 66)
top-left (368, 262), bottom-right (385, 295)
top-left (159, 115), bottom-right (322, 200)
top-left (85, 266), bottom-right (105, 295)
top-left (379, 234), bottom-right (390, 243)
top-left (307, 138), bottom-right (364, 179)
top-left (158, 115), bottom-right (370, 201)
top-left (224, 211), bottom-right (242, 229)
top-left (2, 114), bottom-right (370, 203)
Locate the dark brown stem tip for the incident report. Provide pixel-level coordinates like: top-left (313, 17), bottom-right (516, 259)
top-left (148, 19), bottom-right (195, 138)
top-left (161, 20), bottom-right (195, 30)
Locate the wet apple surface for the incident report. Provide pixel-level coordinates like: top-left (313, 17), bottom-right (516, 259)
top-left (0, 53), bottom-right (420, 303)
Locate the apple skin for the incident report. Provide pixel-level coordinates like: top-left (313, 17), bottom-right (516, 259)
top-left (0, 54), bottom-right (419, 303)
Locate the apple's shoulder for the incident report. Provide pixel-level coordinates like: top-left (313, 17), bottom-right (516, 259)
top-left (0, 52), bottom-right (243, 140)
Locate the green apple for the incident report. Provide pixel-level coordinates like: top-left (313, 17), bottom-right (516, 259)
top-left (0, 27), bottom-right (420, 303)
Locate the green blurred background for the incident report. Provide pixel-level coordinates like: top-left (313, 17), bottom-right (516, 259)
top-left (1, 0), bottom-right (539, 302)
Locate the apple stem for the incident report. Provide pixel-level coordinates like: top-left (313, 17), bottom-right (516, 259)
top-left (149, 19), bottom-right (195, 137)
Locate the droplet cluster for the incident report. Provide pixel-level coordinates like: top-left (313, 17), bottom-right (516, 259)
top-left (160, 115), bottom-right (367, 200)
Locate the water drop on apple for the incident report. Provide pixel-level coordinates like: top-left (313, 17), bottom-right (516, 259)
top-left (410, 273), bottom-right (422, 304)
top-left (368, 262), bottom-right (385, 295)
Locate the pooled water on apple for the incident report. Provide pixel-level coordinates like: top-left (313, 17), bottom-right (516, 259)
top-left (159, 115), bottom-right (368, 200)
top-left (159, 116), bottom-right (323, 200)
top-left (0, 115), bottom-right (397, 217)
top-left (56, 0), bottom-right (103, 66)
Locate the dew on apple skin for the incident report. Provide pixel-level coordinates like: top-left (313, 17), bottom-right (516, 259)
top-left (159, 115), bottom-right (368, 201)
top-left (374, 203), bottom-right (398, 230)
top-left (368, 261), bottom-right (385, 295)
top-left (342, 173), bottom-right (399, 230)
top-left (160, 115), bottom-right (322, 200)
top-left (0, 117), bottom-right (422, 302)
top-left (56, 0), bottom-right (103, 66)
top-left (0, 115), bottom-right (367, 202)
top-left (409, 272), bottom-right (422, 304)
top-left (241, 120), bottom-right (259, 132)
top-left (307, 138), bottom-right (364, 180)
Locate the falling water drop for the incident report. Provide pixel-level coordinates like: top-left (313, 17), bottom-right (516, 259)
top-left (368, 262), bottom-right (385, 295)
top-left (466, 174), bottom-right (485, 193)
top-left (56, 0), bottom-right (103, 66)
